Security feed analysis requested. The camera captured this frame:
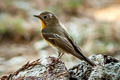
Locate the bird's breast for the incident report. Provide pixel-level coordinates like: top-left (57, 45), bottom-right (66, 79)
top-left (40, 19), bottom-right (45, 30)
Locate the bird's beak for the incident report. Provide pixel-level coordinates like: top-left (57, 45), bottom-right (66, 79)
top-left (34, 15), bottom-right (40, 18)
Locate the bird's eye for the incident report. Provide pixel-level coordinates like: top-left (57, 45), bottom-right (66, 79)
top-left (44, 16), bottom-right (47, 19)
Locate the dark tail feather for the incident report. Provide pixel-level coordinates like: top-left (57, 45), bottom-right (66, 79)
top-left (73, 49), bottom-right (96, 66)
top-left (66, 35), bottom-right (96, 66)
top-left (79, 53), bottom-right (96, 66)
top-left (74, 46), bottom-right (96, 66)
top-left (70, 43), bottom-right (96, 66)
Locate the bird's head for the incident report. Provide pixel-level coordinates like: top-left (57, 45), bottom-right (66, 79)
top-left (34, 11), bottom-right (58, 30)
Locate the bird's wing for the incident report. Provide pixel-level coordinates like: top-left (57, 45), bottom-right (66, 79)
top-left (64, 31), bottom-right (83, 53)
top-left (42, 31), bottom-right (96, 66)
top-left (42, 33), bottom-right (75, 53)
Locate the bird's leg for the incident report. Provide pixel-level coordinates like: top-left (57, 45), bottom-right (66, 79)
top-left (56, 52), bottom-right (64, 61)
top-left (58, 52), bottom-right (62, 57)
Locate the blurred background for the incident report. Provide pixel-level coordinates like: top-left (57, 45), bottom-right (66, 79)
top-left (0, 0), bottom-right (120, 76)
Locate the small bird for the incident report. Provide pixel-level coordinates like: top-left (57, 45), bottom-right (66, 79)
top-left (34, 11), bottom-right (96, 66)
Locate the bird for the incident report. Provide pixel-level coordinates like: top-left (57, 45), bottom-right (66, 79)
top-left (34, 11), bottom-right (96, 66)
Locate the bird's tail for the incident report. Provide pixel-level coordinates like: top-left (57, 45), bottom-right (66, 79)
top-left (74, 50), bottom-right (96, 66)
top-left (70, 41), bottom-right (96, 66)
top-left (78, 52), bottom-right (96, 66)
top-left (66, 35), bottom-right (96, 66)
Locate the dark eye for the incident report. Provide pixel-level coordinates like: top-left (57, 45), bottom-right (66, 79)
top-left (44, 16), bottom-right (47, 19)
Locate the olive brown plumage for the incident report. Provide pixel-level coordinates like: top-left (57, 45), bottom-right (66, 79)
top-left (34, 11), bottom-right (96, 66)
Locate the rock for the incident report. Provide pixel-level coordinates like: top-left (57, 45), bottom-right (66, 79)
top-left (1, 54), bottom-right (120, 80)
top-left (1, 57), bottom-right (69, 80)
top-left (69, 54), bottom-right (120, 80)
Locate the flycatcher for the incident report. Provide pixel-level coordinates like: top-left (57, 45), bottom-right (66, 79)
top-left (34, 11), bottom-right (96, 66)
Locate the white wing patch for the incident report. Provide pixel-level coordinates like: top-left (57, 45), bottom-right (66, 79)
top-left (48, 34), bottom-right (66, 40)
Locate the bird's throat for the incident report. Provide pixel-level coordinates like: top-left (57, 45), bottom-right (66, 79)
top-left (40, 19), bottom-right (45, 30)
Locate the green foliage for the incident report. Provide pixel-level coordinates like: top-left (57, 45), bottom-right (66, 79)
top-left (65, 0), bottom-right (82, 8)
top-left (12, 17), bottom-right (24, 35)
top-left (0, 14), bottom-right (11, 34)
top-left (0, 14), bottom-right (24, 35)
